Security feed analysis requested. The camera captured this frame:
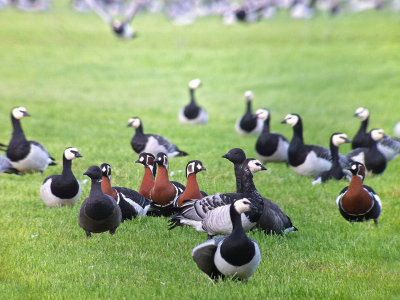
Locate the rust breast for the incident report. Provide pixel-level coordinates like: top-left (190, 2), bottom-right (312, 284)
top-left (176, 174), bottom-right (202, 207)
top-left (342, 177), bottom-right (373, 214)
top-left (101, 177), bottom-right (118, 201)
top-left (151, 167), bottom-right (176, 205)
top-left (138, 167), bottom-right (154, 199)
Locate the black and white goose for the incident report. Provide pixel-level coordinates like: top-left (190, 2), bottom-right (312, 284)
top-left (353, 107), bottom-right (400, 161)
top-left (281, 113), bottom-right (348, 177)
top-left (192, 198), bottom-right (261, 281)
top-left (347, 129), bottom-right (387, 175)
top-left (6, 107), bottom-right (55, 174)
top-left (78, 166), bottom-right (122, 237)
top-left (40, 147), bottom-right (83, 207)
top-left (336, 162), bottom-right (381, 225)
top-left (169, 158), bottom-right (265, 239)
top-left (128, 117), bottom-right (188, 158)
top-left (100, 163), bottom-right (152, 220)
top-left (235, 91), bottom-right (263, 135)
top-left (178, 78), bottom-right (209, 125)
top-left (223, 148), bottom-right (297, 235)
top-left (255, 108), bottom-right (289, 163)
top-left (312, 133), bottom-right (351, 185)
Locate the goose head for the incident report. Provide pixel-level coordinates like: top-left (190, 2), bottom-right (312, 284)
top-left (127, 117), bottom-right (141, 128)
top-left (244, 158), bottom-right (267, 174)
top-left (331, 133), bottom-right (351, 147)
top-left (188, 78), bottom-right (201, 90)
top-left (244, 90), bottom-right (254, 102)
top-left (83, 165), bottom-right (102, 181)
top-left (255, 108), bottom-right (269, 121)
top-left (100, 163), bottom-right (112, 181)
top-left (156, 152), bottom-right (169, 170)
top-left (135, 152), bottom-right (155, 167)
top-left (281, 113), bottom-right (300, 127)
top-left (222, 148), bottom-right (246, 164)
top-left (64, 147), bottom-right (82, 160)
top-left (12, 107), bottom-right (30, 120)
top-left (370, 128), bottom-right (385, 142)
top-left (233, 198), bottom-right (257, 214)
top-left (354, 107), bottom-right (369, 121)
top-left (348, 161), bottom-right (366, 181)
top-left (186, 160), bottom-right (206, 178)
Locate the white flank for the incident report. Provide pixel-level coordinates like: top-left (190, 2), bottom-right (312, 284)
top-left (214, 240), bottom-right (261, 279)
top-left (121, 194), bottom-right (146, 217)
top-left (178, 107), bottom-right (209, 125)
top-left (11, 143), bottom-right (52, 173)
top-left (290, 151), bottom-right (331, 177)
top-left (40, 179), bottom-right (82, 207)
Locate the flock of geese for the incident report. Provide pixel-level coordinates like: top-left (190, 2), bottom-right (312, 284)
top-left (1, 80), bottom-right (399, 281)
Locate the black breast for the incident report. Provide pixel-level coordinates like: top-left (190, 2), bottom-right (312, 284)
top-left (183, 103), bottom-right (200, 119)
top-left (50, 176), bottom-right (80, 199)
top-left (220, 238), bottom-right (255, 266)
top-left (239, 114), bottom-right (258, 132)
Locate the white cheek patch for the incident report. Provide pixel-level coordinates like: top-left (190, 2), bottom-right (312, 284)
top-left (187, 163), bottom-right (194, 174)
top-left (197, 163), bottom-right (202, 170)
top-left (64, 148), bottom-right (79, 160)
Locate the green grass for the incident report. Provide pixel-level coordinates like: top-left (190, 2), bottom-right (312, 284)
top-left (1, 2), bottom-right (400, 299)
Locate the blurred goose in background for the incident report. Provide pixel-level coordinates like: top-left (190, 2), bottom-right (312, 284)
top-left (100, 163), bottom-right (152, 221)
top-left (6, 107), bottom-right (55, 174)
top-left (79, 166), bottom-right (122, 237)
top-left (178, 78), bottom-right (208, 125)
top-left (312, 133), bottom-right (351, 185)
top-left (336, 162), bottom-right (381, 225)
top-left (353, 107), bottom-right (400, 161)
top-left (40, 147), bottom-right (82, 207)
top-left (192, 198), bottom-right (261, 281)
top-left (282, 113), bottom-right (349, 177)
top-left (235, 91), bottom-right (263, 135)
top-left (255, 108), bottom-right (289, 163)
top-left (347, 129), bottom-right (387, 175)
top-left (128, 117), bottom-right (188, 158)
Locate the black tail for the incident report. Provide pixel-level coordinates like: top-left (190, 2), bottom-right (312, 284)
top-left (177, 150), bottom-right (188, 157)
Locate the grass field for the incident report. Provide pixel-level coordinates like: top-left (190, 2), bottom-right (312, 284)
top-left (1, 2), bottom-right (400, 299)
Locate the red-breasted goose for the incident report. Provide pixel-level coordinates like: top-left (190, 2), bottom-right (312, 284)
top-left (192, 198), bottom-right (261, 281)
top-left (336, 162), bottom-right (381, 225)
top-left (150, 152), bottom-right (185, 216)
top-left (178, 79), bottom-right (209, 125)
top-left (78, 166), bottom-right (122, 237)
top-left (135, 152), bottom-right (157, 199)
top-left (127, 117), bottom-right (188, 158)
top-left (40, 147), bottom-right (82, 207)
top-left (100, 163), bottom-right (152, 221)
top-left (6, 107), bottom-right (55, 174)
top-left (176, 160), bottom-right (207, 207)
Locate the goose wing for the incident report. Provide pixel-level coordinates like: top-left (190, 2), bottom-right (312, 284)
top-left (378, 136), bottom-right (400, 161)
top-left (114, 187), bottom-right (152, 208)
top-left (150, 134), bottom-right (179, 154)
top-left (308, 145), bottom-right (332, 161)
top-left (30, 140), bottom-right (56, 164)
top-left (192, 237), bottom-right (226, 279)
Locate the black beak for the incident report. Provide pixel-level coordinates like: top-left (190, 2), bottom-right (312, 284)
top-left (75, 152), bottom-right (83, 158)
top-left (24, 112), bottom-right (31, 117)
top-left (280, 119), bottom-right (287, 124)
top-left (260, 165), bottom-right (267, 171)
top-left (344, 138), bottom-right (351, 143)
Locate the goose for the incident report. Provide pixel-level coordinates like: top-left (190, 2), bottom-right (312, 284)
top-left (0, 154), bottom-right (18, 174)
top-left (175, 160), bottom-right (208, 207)
top-left (178, 78), bottom-right (209, 125)
top-left (312, 133), bottom-right (351, 185)
top-left (336, 162), bottom-right (381, 225)
top-left (347, 129), bottom-right (387, 175)
top-left (235, 91), bottom-right (263, 135)
top-left (353, 107), bottom-right (400, 161)
top-left (6, 107), bottom-right (55, 174)
top-left (222, 148), bottom-right (297, 234)
top-left (281, 113), bottom-right (349, 177)
top-left (135, 152), bottom-right (157, 199)
top-left (128, 117), bottom-right (188, 158)
top-left (150, 152), bottom-right (185, 216)
top-left (100, 163), bottom-right (152, 221)
top-left (40, 147), bottom-right (83, 207)
top-left (169, 158), bottom-right (266, 239)
top-left (192, 198), bottom-right (261, 281)
top-left (255, 108), bottom-right (289, 163)
top-left (78, 166), bottom-right (122, 237)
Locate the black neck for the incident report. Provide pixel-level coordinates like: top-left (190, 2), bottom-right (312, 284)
top-left (234, 164), bottom-right (242, 193)
top-left (292, 119), bottom-right (304, 144)
top-left (245, 101), bottom-right (252, 114)
top-left (329, 141), bottom-right (339, 164)
top-left (262, 117), bottom-right (270, 133)
top-left (190, 89), bottom-right (196, 104)
top-left (229, 204), bottom-right (247, 239)
top-left (11, 116), bottom-right (26, 140)
top-left (61, 156), bottom-right (74, 177)
top-left (359, 117), bottom-right (369, 133)
top-left (89, 179), bottom-right (103, 199)
top-left (135, 124), bottom-right (144, 135)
